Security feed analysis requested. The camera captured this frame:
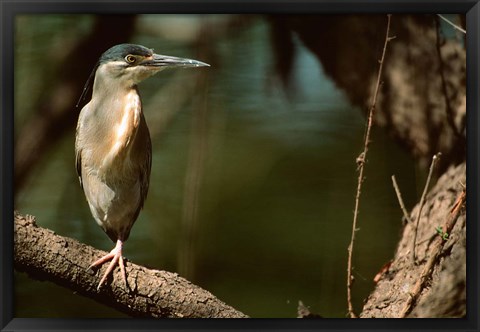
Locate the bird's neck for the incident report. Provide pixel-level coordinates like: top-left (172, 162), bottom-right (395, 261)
top-left (92, 70), bottom-right (137, 98)
top-left (90, 81), bottom-right (143, 173)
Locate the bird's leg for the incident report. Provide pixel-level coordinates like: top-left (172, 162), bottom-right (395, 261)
top-left (89, 239), bottom-right (128, 290)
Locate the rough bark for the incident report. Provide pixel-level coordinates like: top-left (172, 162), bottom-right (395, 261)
top-left (361, 162), bottom-right (466, 318)
top-left (14, 157), bottom-right (467, 319)
top-left (13, 212), bottom-right (248, 318)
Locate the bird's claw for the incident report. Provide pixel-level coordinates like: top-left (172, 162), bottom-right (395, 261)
top-left (89, 240), bottom-right (128, 290)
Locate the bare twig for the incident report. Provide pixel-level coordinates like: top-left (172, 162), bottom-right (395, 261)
top-left (391, 175), bottom-right (413, 224)
top-left (437, 14), bottom-right (466, 34)
top-left (347, 14), bottom-right (394, 318)
top-left (410, 153), bottom-right (441, 264)
top-left (399, 188), bottom-right (466, 317)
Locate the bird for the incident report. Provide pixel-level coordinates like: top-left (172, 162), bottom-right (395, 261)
top-left (75, 43), bottom-right (209, 290)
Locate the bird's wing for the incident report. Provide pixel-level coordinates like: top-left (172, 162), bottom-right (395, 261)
top-left (75, 145), bottom-right (83, 189)
top-left (129, 114), bottom-right (152, 225)
top-left (75, 113), bottom-right (84, 188)
top-left (138, 125), bottom-right (152, 210)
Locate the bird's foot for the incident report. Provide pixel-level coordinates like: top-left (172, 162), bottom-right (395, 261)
top-left (89, 239), bottom-right (127, 290)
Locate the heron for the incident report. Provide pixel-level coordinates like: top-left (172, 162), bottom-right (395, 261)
top-left (75, 43), bottom-right (209, 290)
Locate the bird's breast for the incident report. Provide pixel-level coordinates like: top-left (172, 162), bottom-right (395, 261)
top-left (98, 90), bottom-right (142, 177)
top-left (111, 91), bottom-right (141, 153)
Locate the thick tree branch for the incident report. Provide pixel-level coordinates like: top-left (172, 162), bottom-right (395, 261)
top-left (361, 162), bottom-right (466, 318)
top-left (13, 212), bottom-right (248, 318)
top-left (399, 186), bottom-right (466, 317)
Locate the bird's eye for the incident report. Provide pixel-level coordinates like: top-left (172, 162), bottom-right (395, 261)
top-left (125, 55), bottom-right (136, 64)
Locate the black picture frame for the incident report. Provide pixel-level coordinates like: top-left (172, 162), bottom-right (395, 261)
top-left (1, 0), bottom-right (479, 331)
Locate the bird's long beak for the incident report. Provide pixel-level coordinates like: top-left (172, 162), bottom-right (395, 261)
top-left (143, 54), bottom-right (210, 68)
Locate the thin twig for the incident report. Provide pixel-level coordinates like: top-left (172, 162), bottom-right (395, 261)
top-left (391, 175), bottom-right (413, 224)
top-left (437, 14), bottom-right (466, 34)
top-left (410, 153), bottom-right (441, 265)
top-left (347, 14), bottom-right (394, 319)
top-left (399, 188), bottom-right (466, 317)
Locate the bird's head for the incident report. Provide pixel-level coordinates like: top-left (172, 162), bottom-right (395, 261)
top-left (77, 43), bottom-right (209, 107)
top-left (98, 43), bottom-right (209, 84)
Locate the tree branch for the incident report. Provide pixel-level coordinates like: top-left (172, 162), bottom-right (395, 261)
top-left (347, 14), bottom-right (394, 318)
top-left (361, 162), bottom-right (466, 318)
top-left (399, 187), bottom-right (466, 317)
top-left (13, 211), bottom-right (248, 318)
